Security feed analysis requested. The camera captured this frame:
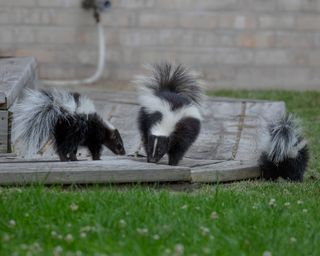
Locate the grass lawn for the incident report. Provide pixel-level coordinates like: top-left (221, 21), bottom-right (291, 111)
top-left (1, 90), bottom-right (319, 256)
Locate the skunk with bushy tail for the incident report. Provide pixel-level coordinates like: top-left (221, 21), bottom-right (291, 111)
top-left (259, 113), bottom-right (309, 181)
top-left (135, 62), bottom-right (203, 165)
top-left (12, 89), bottom-right (125, 161)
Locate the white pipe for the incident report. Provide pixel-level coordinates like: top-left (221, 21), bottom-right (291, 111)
top-left (41, 22), bottom-right (106, 86)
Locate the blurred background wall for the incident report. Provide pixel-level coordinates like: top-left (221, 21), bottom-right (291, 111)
top-left (1, 0), bottom-right (320, 90)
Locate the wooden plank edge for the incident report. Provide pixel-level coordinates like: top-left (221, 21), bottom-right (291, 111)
top-left (0, 164), bottom-right (191, 185)
top-left (191, 161), bottom-right (261, 183)
top-left (0, 92), bottom-right (7, 109)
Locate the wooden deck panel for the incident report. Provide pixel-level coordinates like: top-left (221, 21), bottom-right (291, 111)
top-left (0, 57), bottom-right (37, 109)
top-left (0, 90), bottom-right (285, 184)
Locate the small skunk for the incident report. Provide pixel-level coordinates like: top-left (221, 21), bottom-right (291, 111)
top-left (259, 113), bottom-right (309, 181)
top-left (12, 89), bottom-right (126, 161)
top-left (135, 62), bottom-right (203, 165)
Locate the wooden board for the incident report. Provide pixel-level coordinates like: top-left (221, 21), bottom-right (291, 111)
top-left (191, 160), bottom-right (260, 182)
top-left (0, 57), bottom-right (37, 109)
top-left (0, 156), bottom-right (190, 185)
top-left (0, 110), bottom-right (9, 153)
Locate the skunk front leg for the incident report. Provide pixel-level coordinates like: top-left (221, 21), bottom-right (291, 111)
top-left (168, 142), bottom-right (187, 166)
top-left (88, 144), bottom-right (102, 160)
top-left (168, 118), bottom-right (201, 166)
top-left (69, 148), bottom-right (78, 161)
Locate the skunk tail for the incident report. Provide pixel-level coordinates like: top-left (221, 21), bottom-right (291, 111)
top-left (12, 89), bottom-right (76, 157)
top-left (259, 113), bottom-right (309, 181)
top-left (134, 62), bottom-right (203, 105)
top-left (267, 114), bottom-right (306, 163)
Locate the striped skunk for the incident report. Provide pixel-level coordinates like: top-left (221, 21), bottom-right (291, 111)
top-left (12, 89), bottom-right (125, 161)
top-left (135, 62), bottom-right (203, 165)
top-left (259, 113), bottom-right (309, 181)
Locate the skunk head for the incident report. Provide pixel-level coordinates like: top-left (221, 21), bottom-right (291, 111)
top-left (104, 128), bottom-right (126, 155)
top-left (147, 134), bottom-right (169, 163)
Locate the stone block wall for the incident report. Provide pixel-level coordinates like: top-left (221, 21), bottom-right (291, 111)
top-left (1, 0), bottom-right (320, 89)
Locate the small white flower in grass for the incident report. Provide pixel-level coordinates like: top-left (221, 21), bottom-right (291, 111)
top-left (2, 233), bottom-right (10, 241)
top-left (302, 209), bottom-right (308, 213)
top-left (65, 234), bottom-right (74, 243)
top-left (252, 204), bottom-right (258, 209)
top-left (200, 226), bottom-right (210, 236)
top-left (51, 231), bottom-right (58, 237)
top-left (75, 250), bottom-right (83, 256)
top-left (269, 198), bottom-right (276, 207)
top-left (9, 219), bottom-right (16, 227)
top-left (69, 203), bottom-right (79, 211)
top-left (80, 232), bottom-right (87, 239)
top-left (284, 202), bottom-right (291, 207)
top-left (53, 246), bottom-right (63, 256)
top-left (203, 247), bottom-right (211, 254)
top-left (297, 200), bottom-right (304, 205)
top-left (67, 223), bottom-right (72, 228)
top-left (164, 248), bottom-right (171, 254)
top-left (181, 204), bottom-right (188, 210)
top-left (175, 244), bottom-right (184, 256)
top-left (119, 219), bottom-right (126, 228)
top-left (136, 228), bottom-right (148, 235)
top-left (20, 244), bottom-right (28, 250)
top-left (262, 251), bottom-right (272, 256)
top-left (210, 211), bottom-right (219, 220)
top-left (290, 237), bottom-right (297, 243)
top-left (153, 234), bottom-right (160, 240)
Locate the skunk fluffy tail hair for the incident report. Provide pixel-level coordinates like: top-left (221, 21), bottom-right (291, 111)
top-left (13, 89), bottom-right (125, 161)
top-left (134, 62), bottom-right (203, 105)
top-left (12, 89), bottom-right (76, 157)
top-left (259, 113), bottom-right (309, 181)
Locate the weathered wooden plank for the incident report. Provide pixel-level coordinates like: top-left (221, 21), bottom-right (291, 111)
top-left (0, 110), bottom-right (8, 152)
top-left (0, 57), bottom-right (37, 109)
top-left (191, 160), bottom-right (260, 182)
top-left (234, 101), bottom-right (286, 161)
top-left (0, 156), bottom-right (190, 185)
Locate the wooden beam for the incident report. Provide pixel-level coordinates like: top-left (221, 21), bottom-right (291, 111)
top-left (0, 156), bottom-right (191, 185)
top-left (191, 160), bottom-right (260, 182)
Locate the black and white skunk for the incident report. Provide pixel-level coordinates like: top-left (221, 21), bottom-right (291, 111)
top-left (12, 89), bottom-right (126, 161)
top-left (135, 62), bottom-right (203, 165)
top-left (259, 113), bottom-right (309, 181)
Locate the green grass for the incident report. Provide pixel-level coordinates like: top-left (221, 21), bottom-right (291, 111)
top-left (1, 90), bottom-right (320, 256)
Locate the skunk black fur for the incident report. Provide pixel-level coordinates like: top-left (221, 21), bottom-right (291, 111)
top-left (135, 62), bottom-right (203, 165)
top-left (13, 89), bottom-right (125, 161)
top-left (258, 114), bottom-right (309, 181)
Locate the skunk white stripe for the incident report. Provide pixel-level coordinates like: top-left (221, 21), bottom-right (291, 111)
top-left (105, 120), bottom-right (115, 131)
top-left (152, 138), bottom-right (158, 158)
top-left (139, 92), bottom-right (202, 136)
top-left (76, 96), bottom-right (96, 115)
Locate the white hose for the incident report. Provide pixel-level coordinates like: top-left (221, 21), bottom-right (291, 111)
top-left (41, 22), bottom-right (106, 86)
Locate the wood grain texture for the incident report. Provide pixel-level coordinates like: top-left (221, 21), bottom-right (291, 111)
top-left (191, 160), bottom-right (260, 182)
top-left (0, 156), bottom-right (190, 185)
top-left (0, 111), bottom-right (8, 153)
top-left (0, 57), bottom-right (37, 109)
